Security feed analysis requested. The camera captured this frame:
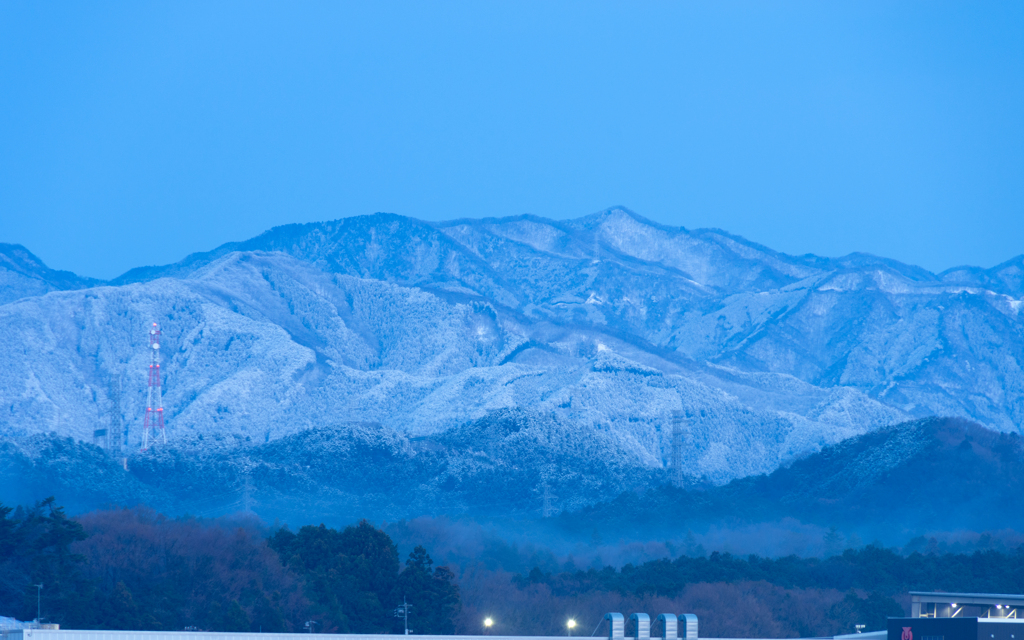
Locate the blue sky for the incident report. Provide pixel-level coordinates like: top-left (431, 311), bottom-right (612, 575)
top-left (1, 1), bottom-right (1021, 280)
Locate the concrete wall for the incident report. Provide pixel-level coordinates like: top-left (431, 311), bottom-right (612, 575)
top-left (4, 632), bottom-right (571, 640)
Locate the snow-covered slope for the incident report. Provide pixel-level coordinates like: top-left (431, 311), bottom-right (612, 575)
top-left (0, 209), bottom-right (1020, 486)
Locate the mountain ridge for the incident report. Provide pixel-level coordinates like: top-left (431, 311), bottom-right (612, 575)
top-left (10, 209), bottom-right (1022, 295)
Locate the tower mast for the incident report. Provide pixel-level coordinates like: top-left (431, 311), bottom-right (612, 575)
top-left (142, 323), bottom-right (166, 451)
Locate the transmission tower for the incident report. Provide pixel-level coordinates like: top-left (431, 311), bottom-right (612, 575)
top-left (141, 323), bottom-right (166, 451)
top-left (670, 410), bottom-right (684, 487)
top-left (541, 479), bottom-right (559, 518)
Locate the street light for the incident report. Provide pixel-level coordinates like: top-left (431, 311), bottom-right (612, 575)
top-left (395, 597), bottom-right (413, 635)
top-left (484, 618), bottom-right (494, 634)
top-left (567, 619), bottom-right (577, 636)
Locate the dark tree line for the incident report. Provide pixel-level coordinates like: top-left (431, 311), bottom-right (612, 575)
top-left (515, 544), bottom-right (1024, 600)
top-left (0, 500), bottom-right (459, 633)
top-left (268, 523), bottom-right (459, 633)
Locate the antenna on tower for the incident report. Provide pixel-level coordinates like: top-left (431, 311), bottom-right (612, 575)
top-left (92, 427), bottom-right (109, 450)
top-left (142, 323), bottom-right (166, 451)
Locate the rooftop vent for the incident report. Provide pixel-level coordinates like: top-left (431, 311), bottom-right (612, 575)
top-left (606, 613), bottom-right (625, 640)
top-left (630, 613), bottom-right (651, 640)
top-left (680, 614), bottom-right (698, 639)
top-left (657, 614), bottom-right (678, 640)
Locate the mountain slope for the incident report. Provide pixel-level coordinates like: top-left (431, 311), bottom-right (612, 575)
top-left (0, 208), bottom-right (1021, 491)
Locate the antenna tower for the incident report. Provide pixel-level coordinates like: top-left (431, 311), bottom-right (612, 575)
top-left (142, 323), bottom-right (166, 451)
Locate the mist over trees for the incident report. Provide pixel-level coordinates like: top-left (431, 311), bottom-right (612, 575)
top-left (511, 546), bottom-right (1024, 597)
top-left (1, 499), bottom-right (1022, 637)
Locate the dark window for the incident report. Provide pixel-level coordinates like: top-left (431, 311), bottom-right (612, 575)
top-left (921, 635), bottom-right (944, 640)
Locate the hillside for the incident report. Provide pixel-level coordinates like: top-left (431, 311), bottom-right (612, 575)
top-left (555, 417), bottom-right (1024, 539)
top-left (0, 410), bottom-right (661, 521)
top-left (3, 416), bottom-right (1020, 554)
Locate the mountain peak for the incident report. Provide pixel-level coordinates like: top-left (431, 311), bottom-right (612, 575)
top-left (939, 254), bottom-right (1024, 297)
top-left (0, 243), bottom-right (101, 304)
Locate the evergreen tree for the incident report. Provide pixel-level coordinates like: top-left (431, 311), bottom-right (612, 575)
top-left (829, 591), bottom-right (905, 633)
top-left (268, 520), bottom-right (401, 633)
top-left (824, 526), bottom-right (844, 557)
top-left (396, 545), bottom-right (460, 635)
top-left (0, 498), bottom-right (93, 625)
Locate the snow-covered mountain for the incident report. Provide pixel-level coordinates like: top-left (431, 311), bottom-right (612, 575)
top-left (1, 208), bottom-right (1021, 485)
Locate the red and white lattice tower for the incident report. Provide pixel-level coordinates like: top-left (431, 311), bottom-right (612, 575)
top-left (141, 322), bottom-right (166, 451)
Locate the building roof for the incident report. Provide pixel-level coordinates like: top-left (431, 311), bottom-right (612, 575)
top-left (910, 592), bottom-right (1024, 605)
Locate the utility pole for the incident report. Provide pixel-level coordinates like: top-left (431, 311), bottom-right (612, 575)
top-left (394, 597), bottom-right (412, 635)
top-left (34, 583), bottom-right (43, 623)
